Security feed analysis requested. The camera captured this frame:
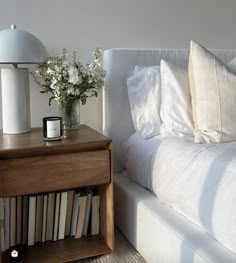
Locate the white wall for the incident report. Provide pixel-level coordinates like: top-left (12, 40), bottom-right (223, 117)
top-left (0, 0), bottom-right (236, 132)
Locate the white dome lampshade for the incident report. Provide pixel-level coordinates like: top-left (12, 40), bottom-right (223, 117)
top-left (0, 25), bottom-right (48, 134)
top-left (0, 24), bottom-right (48, 63)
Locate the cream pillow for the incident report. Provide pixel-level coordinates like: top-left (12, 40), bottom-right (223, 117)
top-left (189, 41), bottom-right (236, 143)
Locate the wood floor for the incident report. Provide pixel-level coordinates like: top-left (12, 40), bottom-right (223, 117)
top-left (77, 229), bottom-right (146, 263)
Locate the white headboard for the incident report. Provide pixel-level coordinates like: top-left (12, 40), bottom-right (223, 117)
top-left (102, 48), bottom-right (236, 172)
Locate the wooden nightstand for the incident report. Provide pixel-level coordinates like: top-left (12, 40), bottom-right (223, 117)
top-left (0, 125), bottom-right (114, 262)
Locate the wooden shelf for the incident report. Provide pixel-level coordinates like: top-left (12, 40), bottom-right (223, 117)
top-left (3, 236), bottom-right (112, 263)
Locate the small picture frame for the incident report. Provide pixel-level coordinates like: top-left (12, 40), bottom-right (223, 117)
top-left (43, 117), bottom-right (63, 141)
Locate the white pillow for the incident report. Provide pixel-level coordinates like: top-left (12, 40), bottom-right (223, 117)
top-left (134, 65), bottom-right (155, 74)
top-left (127, 66), bottom-right (161, 139)
top-left (227, 57), bottom-right (236, 74)
top-left (160, 60), bottom-right (194, 138)
top-left (189, 40), bottom-right (236, 143)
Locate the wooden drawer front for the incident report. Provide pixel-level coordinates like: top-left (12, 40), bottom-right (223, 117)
top-left (0, 150), bottom-right (110, 197)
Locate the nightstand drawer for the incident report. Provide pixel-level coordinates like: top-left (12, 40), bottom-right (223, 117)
top-left (0, 150), bottom-right (110, 197)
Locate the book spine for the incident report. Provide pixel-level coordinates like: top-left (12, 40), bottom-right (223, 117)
top-left (71, 193), bottom-right (80, 237)
top-left (16, 196), bottom-right (22, 245)
top-left (0, 198), bottom-right (5, 252)
top-left (3, 198), bottom-right (9, 250)
top-left (58, 192), bottom-right (67, 240)
top-left (41, 194), bottom-right (48, 243)
top-left (22, 196), bottom-right (29, 245)
top-left (53, 193), bottom-right (61, 241)
top-left (82, 191), bottom-right (92, 236)
top-left (35, 195), bottom-right (43, 243)
top-left (65, 190), bottom-right (74, 237)
top-left (28, 196), bottom-right (36, 246)
top-left (46, 193), bottom-right (55, 241)
top-left (75, 196), bottom-right (87, 238)
top-left (10, 197), bottom-right (16, 247)
top-left (91, 196), bottom-right (100, 235)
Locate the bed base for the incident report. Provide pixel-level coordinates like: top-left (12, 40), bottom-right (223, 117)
top-left (114, 174), bottom-right (236, 263)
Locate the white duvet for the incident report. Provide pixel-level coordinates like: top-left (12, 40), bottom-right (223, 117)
top-left (123, 133), bottom-right (236, 254)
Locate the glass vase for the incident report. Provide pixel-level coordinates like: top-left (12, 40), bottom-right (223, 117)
top-left (59, 100), bottom-right (80, 130)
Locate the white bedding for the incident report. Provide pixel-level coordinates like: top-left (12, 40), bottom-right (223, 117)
top-left (122, 133), bottom-right (163, 190)
top-left (123, 133), bottom-right (236, 254)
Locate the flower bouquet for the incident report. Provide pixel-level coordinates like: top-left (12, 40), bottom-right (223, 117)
top-left (31, 48), bottom-right (105, 129)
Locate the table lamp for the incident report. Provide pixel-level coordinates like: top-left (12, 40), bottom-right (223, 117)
top-left (0, 24), bottom-right (48, 134)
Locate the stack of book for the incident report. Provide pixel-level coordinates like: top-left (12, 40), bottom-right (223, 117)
top-left (0, 188), bottom-right (100, 251)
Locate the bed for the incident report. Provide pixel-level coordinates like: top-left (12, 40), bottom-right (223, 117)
top-left (102, 49), bottom-right (236, 263)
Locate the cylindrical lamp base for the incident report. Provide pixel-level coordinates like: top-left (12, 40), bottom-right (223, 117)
top-left (1, 68), bottom-right (30, 134)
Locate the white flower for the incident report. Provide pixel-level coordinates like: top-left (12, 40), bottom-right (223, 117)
top-left (68, 66), bottom-right (82, 85)
top-left (75, 88), bottom-right (80, 95)
top-left (66, 86), bottom-right (75, 95)
top-left (88, 77), bottom-right (93, 84)
top-left (55, 65), bottom-right (61, 72)
top-left (47, 68), bottom-right (54, 74)
top-left (50, 79), bottom-right (58, 90)
top-left (80, 67), bottom-right (88, 78)
top-left (62, 61), bottom-right (69, 68)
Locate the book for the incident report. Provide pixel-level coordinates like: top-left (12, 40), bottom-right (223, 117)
top-left (41, 194), bottom-right (48, 243)
top-left (58, 192), bottom-right (67, 240)
top-left (82, 189), bottom-right (92, 236)
top-left (46, 193), bottom-right (55, 241)
top-left (53, 192), bottom-right (61, 241)
top-left (10, 197), bottom-right (16, 247)
top-left (65, 190), bottom-right (74, 236)
top-left (75, 194), bottom-right (87, 238)
top-left (28, 196), bottom-right (36, 246)
top-left (4, 198), bottom-right (10, 250)
top-left (70, 192), bottom-right (80, 237)
top-left (16, 196), bottom-right (22, 245)
top-left (35, 195), bottom-right (43, 243)
top-left (91, 195), bottom-right (100, 235)
top-left (22, 196), bottom-right (29, 245)
top-left (0, 198), bottom-right (5, 252)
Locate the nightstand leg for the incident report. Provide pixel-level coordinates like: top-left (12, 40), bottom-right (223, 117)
top-left (98, 143), bottom-right (114, 251)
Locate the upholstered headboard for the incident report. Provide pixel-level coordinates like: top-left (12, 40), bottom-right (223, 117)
top-left (102, 48), bottom-right (236, 172)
